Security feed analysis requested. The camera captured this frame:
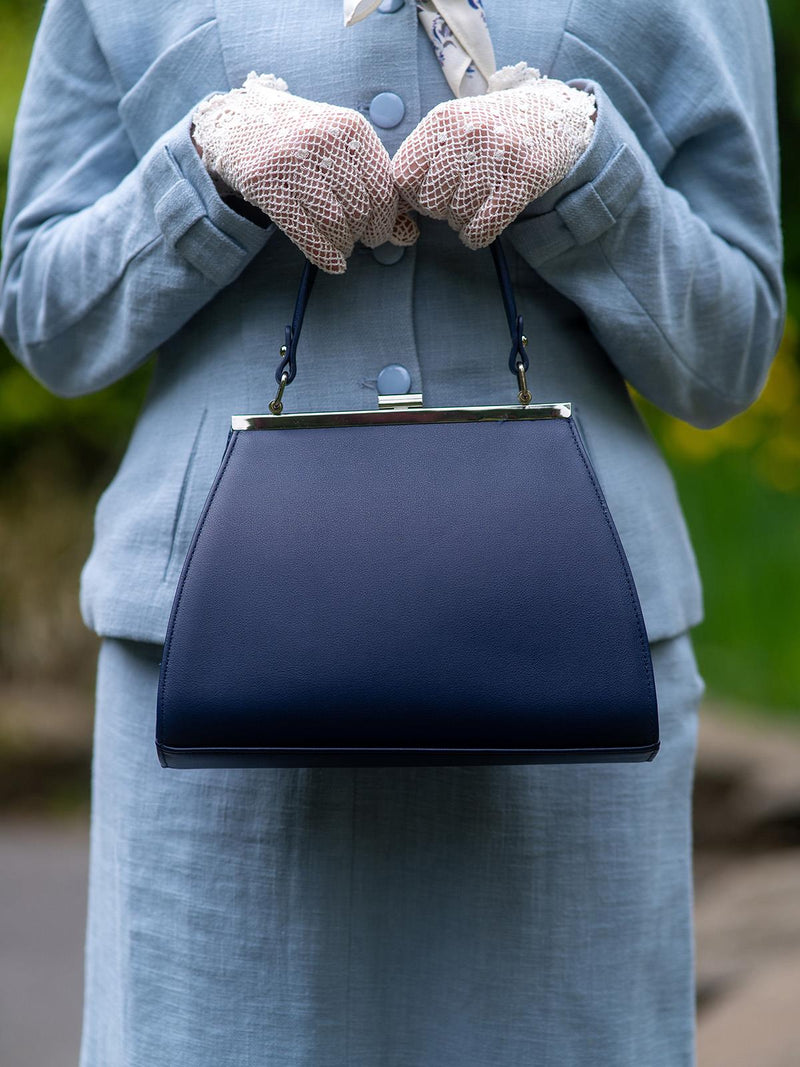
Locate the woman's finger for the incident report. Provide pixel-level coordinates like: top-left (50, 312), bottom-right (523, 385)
top-left (446, 160), bottom-right (493, 233)
top-left (457, 142), bottom-right (539, 247)
top-left (347, 122), bottom-right (399, 246)
top-left (359, 182), bottom-right (401, 247)
top-left (282, 110), bottom-right (397, 249)
top-left (295, 122), bottom-right (374, 238)
top-left (458, 184), bottom-right (534, 249)
top-left (390, 199), bottom-right (420, 246)
top-left (295, 148), bottom-right (377, 255)
top-left (298, 181), bottom-right (356, 258)
top-left (260, 193), bottom-right (347, 273)
top-left (391, 110), bottom-right (444, 204)
top-left (414, 148), bottom-right (463, 218)
top-left (324, 157), bottom-right (373, 240)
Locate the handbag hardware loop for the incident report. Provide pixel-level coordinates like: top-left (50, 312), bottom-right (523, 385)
top-left (269, 235), bottom-right (531, 414)
top-left (376, 392), bottom-right (425, 410)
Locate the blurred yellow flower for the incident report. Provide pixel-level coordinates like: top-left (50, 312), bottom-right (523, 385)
top-left (631, 314), bottom-right (800, 494)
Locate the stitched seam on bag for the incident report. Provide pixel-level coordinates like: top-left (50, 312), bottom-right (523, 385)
top-left (565, 416), bottom-right (657, 710)
top-left (159, 430), bottom-right (240, 737)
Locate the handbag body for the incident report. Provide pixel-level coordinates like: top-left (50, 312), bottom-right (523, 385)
top-left (156, 238), bottom-right (659, 768)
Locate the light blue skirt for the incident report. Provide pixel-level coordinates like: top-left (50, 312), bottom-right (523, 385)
top-left (79, 631), bottom-right (705, 1066)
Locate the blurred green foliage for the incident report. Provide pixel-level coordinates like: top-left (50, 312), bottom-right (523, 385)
top-left (0, 0), bottom-right (798, 709)
top-left (770, 0), bottom-right (800, 308)
top-left (633, 320), bottom-right (800, 710)
top-left (0, 0), bottom-right (153, 480)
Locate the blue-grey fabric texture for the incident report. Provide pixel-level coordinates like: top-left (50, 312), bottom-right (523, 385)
top-left (0, 0), bottom-right (785, 647)
top-left (0, 0), bottom-right (785, 1064)
top-left (85, 631), bottom-right (704, 1066)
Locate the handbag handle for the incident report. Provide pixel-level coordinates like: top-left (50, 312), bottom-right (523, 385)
top-left (271, 235), bottom-right (530, 408)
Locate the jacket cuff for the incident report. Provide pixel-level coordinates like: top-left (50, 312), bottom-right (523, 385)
top-left (141, 104), bottom-right (276, 286)
top-left (507, 80), bottom-right (645, 267)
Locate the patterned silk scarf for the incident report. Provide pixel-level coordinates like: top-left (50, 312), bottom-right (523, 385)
top-left (343, 0), bottom-right (497, 97)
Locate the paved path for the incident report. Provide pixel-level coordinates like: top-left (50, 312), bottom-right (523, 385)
top-left (697, 949), bottom-right (800, 1067)
top-left (0, 816), bottom-right (88, 1067)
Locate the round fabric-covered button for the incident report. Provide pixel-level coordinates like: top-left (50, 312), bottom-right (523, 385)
top-left (377, 364), bottom-right (412, 395)
top-left (377, 0), bottom-right (405, 11)
top-left (369, 92), bottom-right (406, 129)
top-left (372, 242), bottom-right (406, 266)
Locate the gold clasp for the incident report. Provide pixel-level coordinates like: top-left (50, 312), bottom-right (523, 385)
top-left (269, 347), bottom-right (289, 414)
top-left (377, 392), bottom-right (425, 410)
top-left (516, 335), bottom-right (531, 404)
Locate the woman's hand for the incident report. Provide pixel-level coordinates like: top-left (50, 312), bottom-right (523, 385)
top-left (191, 72), bottom-right (417, 273)
top-left (392, 63), bottom-right (596, 250)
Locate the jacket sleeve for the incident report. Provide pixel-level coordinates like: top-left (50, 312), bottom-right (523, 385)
top-left (506, 1), bottom-right (786, 429)
top-left (0, 0), bottom-right (277, 398)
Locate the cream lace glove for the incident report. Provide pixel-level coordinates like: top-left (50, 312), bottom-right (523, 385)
top-left (392, 62), bottom-right (597, 250)
top-left (191, 72), bottom-right (417, 273)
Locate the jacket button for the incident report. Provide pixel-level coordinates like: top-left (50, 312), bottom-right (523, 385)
top-left (377, 0), bottom-right (405, 11)
top-left (377, 364), bottom-right (412, 395)
top-left (372, 242), bottom-right (405, 265)
top-left (369, 92), bottom-right (405, 129)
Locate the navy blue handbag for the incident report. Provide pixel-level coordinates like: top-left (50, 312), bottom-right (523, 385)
top-left (156, 237), bottom-right (659, 768)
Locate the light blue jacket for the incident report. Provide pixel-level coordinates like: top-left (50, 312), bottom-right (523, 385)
top-left (0, 0), bottom-right (785, 645)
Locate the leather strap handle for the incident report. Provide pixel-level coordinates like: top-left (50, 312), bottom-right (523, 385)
top-left (274, 235), bottom-right (529, 388)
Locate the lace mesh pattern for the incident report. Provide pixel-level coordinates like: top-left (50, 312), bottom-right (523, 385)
top-left (191, 73), bottom-right (415, 274)
top-left (393, 63), bottom-right (596, 249)
top-left (191, 65), bottom-right (595, 269)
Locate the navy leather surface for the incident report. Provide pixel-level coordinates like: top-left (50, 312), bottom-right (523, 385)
top-left (157, 415), bottom-right (659, 767)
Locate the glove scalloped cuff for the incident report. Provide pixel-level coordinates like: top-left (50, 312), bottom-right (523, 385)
top-left (486, 62), bottom-right (544, 94)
